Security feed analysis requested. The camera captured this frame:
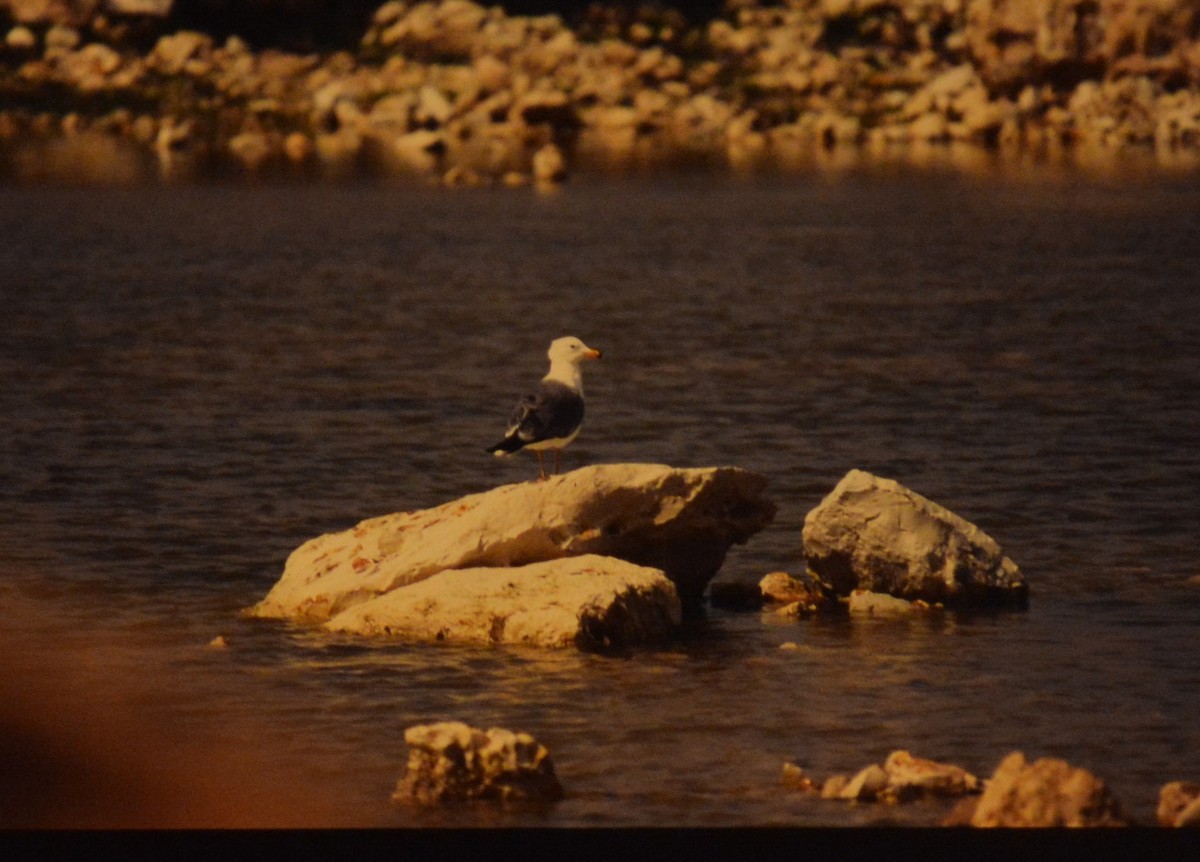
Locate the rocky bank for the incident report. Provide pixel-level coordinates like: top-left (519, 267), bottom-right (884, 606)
top-left (3, 0), bottom-right (1200, 184)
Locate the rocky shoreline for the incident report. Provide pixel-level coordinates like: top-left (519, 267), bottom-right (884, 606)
top-left (3, 0), bottom-right (1200, 184)
top-left (395, 720), bottom-right (1200, 827)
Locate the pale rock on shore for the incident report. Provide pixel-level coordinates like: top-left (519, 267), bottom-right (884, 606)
top-left (3, 1), bottom-right (1200, 183)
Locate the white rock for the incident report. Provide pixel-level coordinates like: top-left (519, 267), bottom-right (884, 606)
top-left (325, 554), bottom-right (680, 649)
top-left (247, 463), bottom-right (774, 621)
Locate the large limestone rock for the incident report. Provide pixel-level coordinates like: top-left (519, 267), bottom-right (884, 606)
top-left (325, 555), bottom-right (681, 650)
top-left (247, 463), bottom-right (774, 622)
top-left (393, 722), bottom-right (563, 805)
top-left (964, 751), bottom-right (1130, 827)
top-left (802, 469), bottom-right (1027, 608)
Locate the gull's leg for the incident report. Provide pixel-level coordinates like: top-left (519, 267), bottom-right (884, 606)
top-left (536, 451), bottom-right (546, 482)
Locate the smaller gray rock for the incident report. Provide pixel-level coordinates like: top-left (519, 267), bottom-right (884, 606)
top-left (803, 470), bottom-right (1027, 608)
top-left (394, 721), bottom-right (564, 805)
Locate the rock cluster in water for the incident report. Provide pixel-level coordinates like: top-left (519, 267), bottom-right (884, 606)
top-left (3, 0), bottom-right (1200, 183)
top-left (248, 463), bottom-right (1029, 648)
top-left (245, 463), bottom-right (775, 649)
top-left (783, 749), bottom-right (1200, 827)
top-left (784, 749), bottom-right (984, 804)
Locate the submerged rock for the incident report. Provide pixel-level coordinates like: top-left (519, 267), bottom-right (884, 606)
top-left (247, 463), bottom-right (774, 623)
top-left (325, 554), bottom-right (680, 650)
top-left (394, 721), bottom-right (564, 805)
top-left (802, 469), bottom-right (1028, 608)
top-left (954, 751), bottom-right (1130, 827)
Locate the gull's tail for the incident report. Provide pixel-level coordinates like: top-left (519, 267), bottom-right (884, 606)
top-left (485, 435), bottom-right (524, 457)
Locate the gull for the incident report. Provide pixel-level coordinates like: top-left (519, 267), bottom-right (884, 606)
top-left (486, 336), bottom-right (602, 480)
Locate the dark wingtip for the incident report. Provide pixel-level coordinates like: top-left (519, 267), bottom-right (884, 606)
top-left (486, 438), bottom-right (522, 455)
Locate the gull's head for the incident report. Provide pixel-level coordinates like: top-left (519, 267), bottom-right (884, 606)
top-left (548, 336), bottom-right (602, 365)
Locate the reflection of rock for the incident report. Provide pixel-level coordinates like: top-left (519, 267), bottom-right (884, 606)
top-left (394, 722), bottom-right (564, 805)
top-left (247, 464), bottom-right (775, 623)
top-left (953, 751), bottom-right (1130, 827)
top-left (325, 555), bottom-right (681, 650)
top-left (802, 470), bottom-right (1028, 608)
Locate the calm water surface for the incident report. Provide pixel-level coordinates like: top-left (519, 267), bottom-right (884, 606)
top-left (2, 167), bottom-right (1199, 827)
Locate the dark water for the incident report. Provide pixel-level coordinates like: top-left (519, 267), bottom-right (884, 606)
top-left (2, 167), bottom-right (1199, 827)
